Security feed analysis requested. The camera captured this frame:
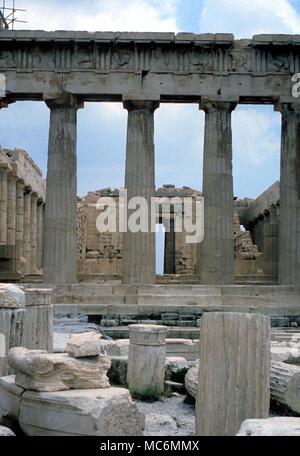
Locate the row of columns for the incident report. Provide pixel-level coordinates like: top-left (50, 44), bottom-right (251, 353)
top-left (21, 94), bottom-right (300, 286)
top-left (0, 162), bottom-right (44, 277)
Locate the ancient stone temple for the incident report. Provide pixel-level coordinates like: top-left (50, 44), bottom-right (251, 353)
top-left (0, 148), bottom-right (46, 281)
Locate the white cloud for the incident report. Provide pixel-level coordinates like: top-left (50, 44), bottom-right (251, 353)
top-left (200, 0), bottom-right (300, 38)
top-left (16, 0), bottom-right (178, 32)
top-left (232, 107), bottom-right (280, 166)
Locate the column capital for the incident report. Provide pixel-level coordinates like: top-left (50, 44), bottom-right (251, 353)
top-left (123, 94), bottom-right (160, 112)
top-left (44, 92), bottom-right (84, 110)
top-left (274, 99), bottom-right (300, 115)
top-left (16, 179), bottom-right (25, 190)
top-left (199, 98), bottom-right (237, 113)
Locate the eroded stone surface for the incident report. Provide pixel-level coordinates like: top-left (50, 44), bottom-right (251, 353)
top-left (237, 418), bottom-right (300, 436)
top-left (8, 347), bottom-right (111, 392)
top-left (66, 332), bottom-right (103, 358)
top-left (19, 387), bottom-right (145, 436)
top-left (0, 426), bottom-right (15, 436)
top-left (0, 284), bottom-right (25, 309)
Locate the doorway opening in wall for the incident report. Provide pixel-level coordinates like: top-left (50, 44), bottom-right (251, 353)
top-left (155, 224), bottom-right (165, 275)
top-left (77, 102), bottom-right (126, 278)
top-left (155, 103), bottom-right (204, 278)
top-left (232, 104), bottom-right (281, 283)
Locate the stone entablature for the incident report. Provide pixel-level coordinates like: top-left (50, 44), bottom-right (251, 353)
top-left (0, 147), bottom-right (46, 279)
top-left (0, 32), bottom-right (299, 103)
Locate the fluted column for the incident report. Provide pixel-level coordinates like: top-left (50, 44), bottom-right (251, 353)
top-left (122, 97), bottom-right (159, 284)
top-left (43, 95), bottom-right (82, 284)
top-left (6, 173), bottom-right (17, 273)
top-left (275, 101), bottom-right (300, 285)
top-left (36, 201), bottom-right (44, 271)
top-left (30, 193), bottom-right (38, 274)
top-left (0, 164), bottom-right (9, 245)
top-left (23, 188), bottom-right (32, 275)
top-left (199, 100), bottom-right (237, 285)
top-left (15, 180), bottom-right (25, 276)
top-left (196, 312), bottom-right (271, 436)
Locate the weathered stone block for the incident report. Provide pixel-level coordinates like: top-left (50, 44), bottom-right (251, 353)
top-left (270, 361), bottom-right (300, 413)
top-left (8, 347), bottom-right (111, 392)
top-left (237, 418), bottom-right (300, 436)
top-left (196, 312), bottom-right (271, 436)
top-left (66, 332), bottom-right (102, 358)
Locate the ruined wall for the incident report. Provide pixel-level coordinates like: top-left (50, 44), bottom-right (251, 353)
top-left (77, 185), bottom-right (266, 277)
top-left (0, 148), bottom-right (46, 280)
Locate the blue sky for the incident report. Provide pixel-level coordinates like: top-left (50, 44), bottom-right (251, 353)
top-left (1, 0), bottom-right (300, 201)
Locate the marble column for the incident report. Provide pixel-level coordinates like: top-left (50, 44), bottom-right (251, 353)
top-left (196, 312), bottom-right (270, 436)
top-left (43, 96), bottom-right (81, 284)
top-left (199, 100), bottom-right (237, 285)
top-left (122, 97), bottom-right (159, 284)
top-left (275, 101), bottom-right (300, 285)
top-left (15, 180), bottom-right (25, 276)
top-left (30, 193), bottom-right (38, 274)
top-left (36, 201), bottom-right (44, 271)
top-left (6, 173), bottom-right (17, 274)
top-left (23, 188), bottom-right (32, 275)
top-left (0, 164), bottom-right (9, 245)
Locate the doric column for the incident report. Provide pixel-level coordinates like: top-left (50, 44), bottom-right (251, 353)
top-left (275, 101), bottom-right (300, 285)
top-left (30, 193), bottom-right (38, 274)
top-left (43, 95), bottom-right (82, 284)
top-left (199, 99), bottom-right (237, 285)
top-left (6, 173), bottom-right (17, 246)
top-left (23, 188), bottom-right (32, 275)
top-left (0, 164), bottom-right (9, 245)
top-left (36, 201), bottom-right (44, 271)
top-left (122, 96), bottom-right (160, 284)
top-left (15, 180), bottom-right (25, 276)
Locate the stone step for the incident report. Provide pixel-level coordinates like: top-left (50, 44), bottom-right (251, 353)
top-left (102, 326), bottom-right (200, 340)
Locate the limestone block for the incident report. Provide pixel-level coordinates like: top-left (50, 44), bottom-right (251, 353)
top-left (196, 313), bottom-right (271, 436)
top-left (184, 365), bottom-right (198, 399)
top-left (127, 325), bottom-right (167, 400)
top-left (107, 339), bottom-right (130, 357)
top-left (19, 387), bottom-right (145, 436)
top-left (8, 347), bottom-right (111, 392)
top-left (0, 308), bottom-right (26, 377)
top-left (66, 332), bottom-right (102, 358)
top-left (270, 361), bottom-right (300, 413)
top-left (237, 418), bottom-right (300, 436)
top-left (271, 346), bottom-right (300, 363)
top-left (0, 426), bottom-right (15, 436)
top-left (0, 284), bottom-right (25, 308)
top-left (0, 376), bottom-right (24, 422)
top-left (23, 289), bottom-right (53, 353)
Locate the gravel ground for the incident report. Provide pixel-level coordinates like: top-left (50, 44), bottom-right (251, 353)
top-left (136, 395), bottom-right (195, 436)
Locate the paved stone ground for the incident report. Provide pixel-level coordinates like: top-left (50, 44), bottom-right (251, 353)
top-left (136, 395), bottom-right (195, 436)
